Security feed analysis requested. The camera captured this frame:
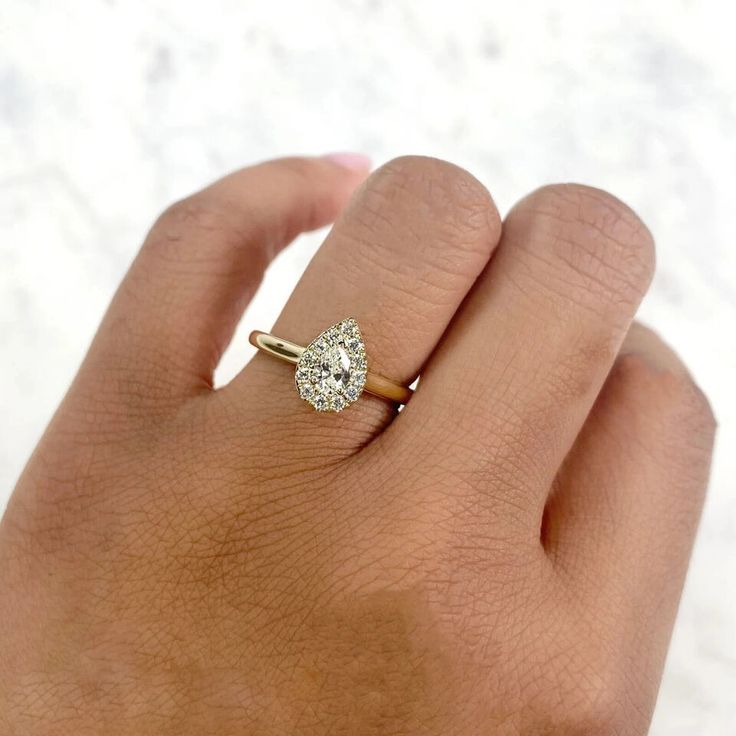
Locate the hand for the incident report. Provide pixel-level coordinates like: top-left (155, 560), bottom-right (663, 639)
top-left (0, 155), bottom-right (715, 735)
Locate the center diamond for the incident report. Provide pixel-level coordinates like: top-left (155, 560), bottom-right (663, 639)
top-left (294, 318), bottom-right (367, 412)
top-left (317, 346), bottom-right (352, 393)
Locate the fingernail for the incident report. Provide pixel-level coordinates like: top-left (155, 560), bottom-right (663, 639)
top-left (322, 152), bottom-right (372, 172)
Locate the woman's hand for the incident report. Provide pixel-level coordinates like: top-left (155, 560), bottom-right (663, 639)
top-left (0, 155), bottom-right (715, 735)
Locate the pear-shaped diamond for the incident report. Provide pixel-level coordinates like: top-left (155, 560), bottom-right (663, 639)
top-left (295, 318), bottom-right (367, 412)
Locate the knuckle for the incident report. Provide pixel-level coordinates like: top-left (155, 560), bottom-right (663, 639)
top-left (364, 155), bottom-right (500, 263)
top-left (666, 368), bottom-right (718, 443)
top-left (609, 350), bottom-right (659, 387)
top-left (154, 194), bottom-right (224, 239)
top-left (614, 351), bottom-right (716, 437)
top-left (511, 183), bottom-right (655, 311)
top-left (147, 193), bottom-right (247, 263)
top-left (609, 352), bottom-right (716, 505)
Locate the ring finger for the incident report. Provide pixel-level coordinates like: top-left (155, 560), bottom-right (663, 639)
top-left (230, 156), bottom-right (502, 449)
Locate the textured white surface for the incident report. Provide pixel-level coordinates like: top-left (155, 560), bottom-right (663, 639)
top-left (1, 1), bottom-right (734, 731)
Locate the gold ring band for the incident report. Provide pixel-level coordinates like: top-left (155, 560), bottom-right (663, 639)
top-left (249, 318), bottom-right (413, 412)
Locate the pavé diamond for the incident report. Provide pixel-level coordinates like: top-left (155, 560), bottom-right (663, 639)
top-left (294, 318), bottom-right (367, 413)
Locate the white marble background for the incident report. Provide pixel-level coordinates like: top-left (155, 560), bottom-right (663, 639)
top-left (1, 0), bottom-right (734, 731)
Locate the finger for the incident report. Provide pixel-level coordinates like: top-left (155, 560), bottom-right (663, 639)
top-left (232, 156), bottom-right (502, 444)
top-left (542, 323), bottom-right (715, 706)
top-left (78, 155), bottom-right (369, 403)
top-left (407, 184), bottom-right (656, 531)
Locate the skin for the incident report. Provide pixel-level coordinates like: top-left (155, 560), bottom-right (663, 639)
top-left (0, 155), bottom-right (715, 735)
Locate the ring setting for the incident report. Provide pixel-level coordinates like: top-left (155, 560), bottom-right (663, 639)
top-left (295, 318), bottom-right (367, 412)
top-left (249, 318), bottom-right (413, 413)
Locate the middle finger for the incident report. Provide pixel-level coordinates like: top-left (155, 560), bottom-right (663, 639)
top-left (405, 183), bottom-right (655, 529)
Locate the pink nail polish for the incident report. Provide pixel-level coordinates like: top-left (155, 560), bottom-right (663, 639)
top-left (322, 152), bottom-right (372, 172)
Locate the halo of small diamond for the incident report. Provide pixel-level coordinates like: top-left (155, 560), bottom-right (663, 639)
top-left (294, 318), bottom-right (367, 413)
